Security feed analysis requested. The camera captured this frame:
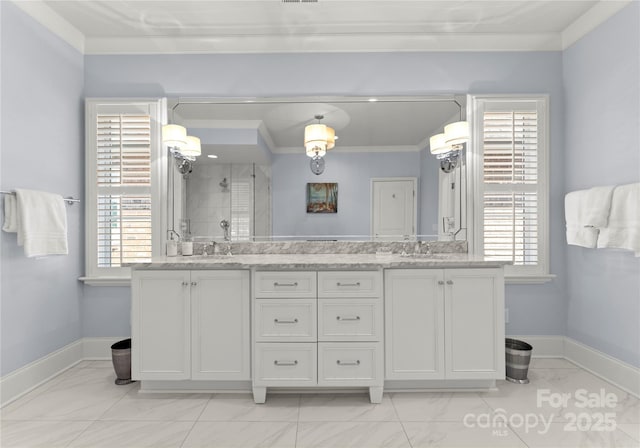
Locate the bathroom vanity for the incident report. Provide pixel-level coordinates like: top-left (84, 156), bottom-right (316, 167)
top-left (130, 247), bottom-right (505, 403)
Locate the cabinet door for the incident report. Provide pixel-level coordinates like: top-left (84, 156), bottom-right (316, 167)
top-left (444, 268), bottom-right (505, 379)
top-left (384, 269), bottom-right (445, 380)
top-left (191, 270), bottom-right (250, 380)
top-left (132, 270), bottom-right (191, 380)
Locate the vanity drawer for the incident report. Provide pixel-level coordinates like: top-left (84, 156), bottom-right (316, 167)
top-left (318, 299), bottom-right (382, 342)
top-left (318, 271), bottom-right (381, 298)
top-left (254, 271), bottom-right (317, 298)
top-left (254, 343), bottom-right (317, 386)
top-left (255, 299), bottom-right (316, 342)
top-left (318, 342), bottom-right (383, 386)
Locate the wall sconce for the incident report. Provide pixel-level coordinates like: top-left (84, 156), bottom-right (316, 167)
top-left (162, 124), bottom-right (201, 161)
top-left (163, 124), bottom-right (201, 175)
top-left (430, 121), bottom-right (469, 173)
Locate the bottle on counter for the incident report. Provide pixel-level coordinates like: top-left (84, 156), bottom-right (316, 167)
top-left (181, 237), bottom-right (193, 256)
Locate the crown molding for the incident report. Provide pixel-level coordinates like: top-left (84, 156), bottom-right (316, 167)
top-left (11, 0), bottom-right (84, 53)
top-left (82, 33), bottom-right (562, 55)
top-left (562, 0), bottom-right (632, 49)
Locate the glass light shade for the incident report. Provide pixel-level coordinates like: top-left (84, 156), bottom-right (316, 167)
top-left (304, 123), bottom-right (335, 157)
top-left (162, 124), bottom-right (187, 147)
top-left (429, 133), bottom-right (451, 155)
top-left (444, 121), bottom-right (469, 146)
top-left (181, 135), bottom-right (201, 157)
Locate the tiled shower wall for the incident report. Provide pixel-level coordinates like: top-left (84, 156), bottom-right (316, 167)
top-left (186, 163), bottom-right (271, 240)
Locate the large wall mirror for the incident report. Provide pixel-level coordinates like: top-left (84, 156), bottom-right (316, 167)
top-left (166, 95), bottom-right (467, 242)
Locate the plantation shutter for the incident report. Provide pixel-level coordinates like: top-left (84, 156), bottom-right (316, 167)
top-left (231, 179), bottom-right (252, 241)
top-left (479, 100), bottom-right (546, 272)
top-left (96, 113), bottom-right (153, 267)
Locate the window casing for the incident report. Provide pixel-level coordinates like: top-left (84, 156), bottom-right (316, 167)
top-left (470, 96), bottom-right (550, 281)
top-left (84, 99), bottom-right (164, 282)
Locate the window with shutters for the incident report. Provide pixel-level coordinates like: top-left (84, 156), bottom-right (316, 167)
top-left (231, 179), bottom-right (252, 241)
top-left (471, 96), bottom-right (551, 281)
top-left (84, 100), bottom-right (164, 282)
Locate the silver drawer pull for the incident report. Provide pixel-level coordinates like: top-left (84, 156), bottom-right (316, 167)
top-left (446, 280), bottom-right (454, 285)
top-left (438, 280), bottom-right (444, 285)
top-left (274, 282), bottom-right (298, 287)
top-left (181, 281), bottom-right (189, 286)
top-left (274, 318), bottom-right (299, 324)
top-left (337, 360), bottom-right (360, 366)
top-left (336, 315), bottom-right (360, 321)
top-left (274, 360), bottom-right (298, 366)
top-left (337, 282), bottom-right (360, 287)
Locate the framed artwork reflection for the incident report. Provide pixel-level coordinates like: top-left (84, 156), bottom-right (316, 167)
top-left (306, 183), bottom-right (338, 213)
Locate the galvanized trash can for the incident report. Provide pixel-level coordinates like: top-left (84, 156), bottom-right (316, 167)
top-left (505, 338), bottom-right (533, 384)
top-left (111, 338), bottom-right (133, 385)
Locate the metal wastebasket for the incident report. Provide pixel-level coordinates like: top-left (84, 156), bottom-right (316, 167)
top-left (111, 338), bottom-right (133, 385)
top-left (505, 338), bottom-right (532, 384)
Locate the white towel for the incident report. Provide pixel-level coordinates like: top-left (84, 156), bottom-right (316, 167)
top-left (565, 185), bottom-right (615, 248)
top-left (3, 194), bottom-right (18, 232)
top-left (15, 189), bottom-right (68, 257)
top-left (597, 183), bottom-right (640, 256)
top-left (581, 185), bottom-right (615, 228)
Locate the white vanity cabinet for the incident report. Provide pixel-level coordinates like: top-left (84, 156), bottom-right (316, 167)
top-left (132, 269), bottom-right (250, 382)
top-left (252, 270), bottom-right (384, 404)
top-left (384, 268), bottom-right (505, 382)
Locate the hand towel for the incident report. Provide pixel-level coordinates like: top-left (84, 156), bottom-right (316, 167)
top-left (565, 185), bottom-right (615, 248)
top-left (565, 189), bottom-right (595, 247)
top-left (15, 189), bottom-right (68, 257)
top-left (581, 185), bottom-right (615, 228)
top-left (597, 183), bottom-right (640, 256)
top-left (2, 194), bottom-right (18, 232)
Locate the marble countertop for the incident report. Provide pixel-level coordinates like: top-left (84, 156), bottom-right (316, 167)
top-left (130, 253), bottom-right (508, 270)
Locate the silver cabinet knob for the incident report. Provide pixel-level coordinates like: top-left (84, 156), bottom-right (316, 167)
top-left (181, 281), bottom-right (189, 286)
top-left (191, 281), bottom-right (197, 286)
top-left (437, 280), bottom-right (445, 285)
top-left (446, 280), bottom-right (454, 285)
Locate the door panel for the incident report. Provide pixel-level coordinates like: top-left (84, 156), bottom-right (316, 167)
top-left (372, 179), bottom-right (416, 240)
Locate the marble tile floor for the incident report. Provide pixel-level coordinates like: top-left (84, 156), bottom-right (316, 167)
top-left (1, 358), bottom-right (638, 448)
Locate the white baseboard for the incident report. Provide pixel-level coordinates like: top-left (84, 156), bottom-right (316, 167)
top-left (507, 335), bottom-right (565, 357)
top-left (564, 337), bottom-right (640, 398)
top-left (2, 335), bottom-right (637, 408)
top-left (0, 340), bottom-right (83, 408)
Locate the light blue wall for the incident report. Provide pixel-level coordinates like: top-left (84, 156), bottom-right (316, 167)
top-left (272, 152), bottom-right (422, 237)
top-left (0, 2), bottom-right (84, 375)
top-left (84, 50), bottom-right (567, 338)
top-left (563, 2), bottom-right (640, 367)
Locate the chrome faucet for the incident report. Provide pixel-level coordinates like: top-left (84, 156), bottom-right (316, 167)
top-left (220, 219), bottom-right (230, 242)
top-left (203, 241), bottom-right (216, 256)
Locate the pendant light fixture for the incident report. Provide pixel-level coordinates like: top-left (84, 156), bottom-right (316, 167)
top-left (304, 115), bottom-right (336, 158)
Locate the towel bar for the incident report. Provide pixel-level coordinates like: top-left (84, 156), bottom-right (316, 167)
top-left (0, 190), bottom-right (80, 205)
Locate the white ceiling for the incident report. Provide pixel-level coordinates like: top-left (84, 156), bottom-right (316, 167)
top-left (13, 0), bottom-right (631, 54)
